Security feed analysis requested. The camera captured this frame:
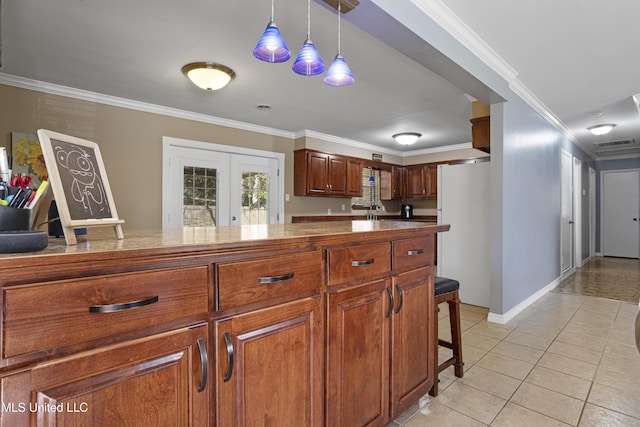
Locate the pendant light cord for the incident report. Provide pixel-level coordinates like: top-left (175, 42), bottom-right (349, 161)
top-left (307, 0), bottom-right (311, 38)
top-left (270, 0), bottom-right (274, 21)
top-left (337, 1), bottom-right (341, 54)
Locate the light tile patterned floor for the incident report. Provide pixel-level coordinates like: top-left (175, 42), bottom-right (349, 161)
top-left (390, 257), bottom-right (640, 426)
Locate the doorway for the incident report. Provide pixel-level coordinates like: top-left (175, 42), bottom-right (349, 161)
top-left (162, 137), bottom-right (284, 228)
top-left (560, 150), bottom-right (574, 276)
top-left (601, 169), bottom-right (640, 258)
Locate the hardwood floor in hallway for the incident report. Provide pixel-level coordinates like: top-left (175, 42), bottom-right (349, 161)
top-left (552, 257), bottom-right (640, 303)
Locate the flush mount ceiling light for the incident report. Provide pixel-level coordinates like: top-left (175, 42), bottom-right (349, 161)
top-left (393, 132), bottom-right (421, 145)
top-left (292, 0), bottom-right (325, 76)
top-left (253, 0), bottom-right (290, 63)
top-left (587, 124), bottom-right (616, 136)
top-left (324, 1), bottom-right (354, 87)
top-left (182, 62), bottom-right (236, 91)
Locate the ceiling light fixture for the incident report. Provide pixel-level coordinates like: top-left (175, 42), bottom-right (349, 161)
top-left (393, 132), bottom-right (421, 145)
top-left (292, 0), bottom-right (325, 76)
top-left (253, 0), bottom-right (290, 63)
top-left (182, 62), bottom-right (235, 91)
top-left (324, 1), bottom-right (354, 87)
top-left (587, 124), bottom-right (616, 136)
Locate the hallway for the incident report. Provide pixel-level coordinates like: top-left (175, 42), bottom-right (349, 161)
top-left (390, 257), bottom-right (640, 426)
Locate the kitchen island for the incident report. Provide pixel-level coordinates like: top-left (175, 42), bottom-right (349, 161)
top-left (0, 221), bottom-right (448, 426)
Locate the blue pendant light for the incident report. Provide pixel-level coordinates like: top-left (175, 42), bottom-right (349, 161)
top-left (253, 0), bottom-right (290, 63)
top-left (324, 1), bottom-right (354, 87)
top-left (292, 0), bottom-right (325, 76)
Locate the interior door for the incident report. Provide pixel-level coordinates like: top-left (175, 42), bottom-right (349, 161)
top-left (602, 169), bottom-right (640, 258)
top-left (163, 139), bottom-right (283, 228)
top-left (229, 154), bottom-right (279, 226)
top-left (560, 150), bottom-right (574, 275)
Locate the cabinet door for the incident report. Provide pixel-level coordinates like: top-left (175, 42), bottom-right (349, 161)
top-left (327, 154), bottom-right (347, 195)
top-left (326, 279), bottom-right (391, 427)
top-left (390, 267), bottom-right (434, 418)
top-left (404, 165), bottom-right (427, 199)
top-left (215, 296), bottom-right (323, 427)
top-left (392, 166), bottom-right (405, 200)
top-left (346, 158), bottom-right (363, 196)
top-left (6, 325), bottom-right (210, 427)
top-left (306, 151), bottom-right (330, 195)
top-left (426, 166), bottom-right (438, 199)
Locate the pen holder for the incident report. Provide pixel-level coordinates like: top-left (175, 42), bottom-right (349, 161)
top-left (0, 204), bottom-right (32, 231)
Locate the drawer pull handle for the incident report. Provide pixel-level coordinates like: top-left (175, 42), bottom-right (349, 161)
top-left (395, 284), bottom-right (404, 314)
top-left (223, 332), bottom-right (234, 383)
top-left (386, 286), bottom-right (394, 318)
top-left (258, 272), bottom-right (295, 284)
top-left (89, 295), bottom-right (159, 313)
top-left (197, 338), bottom-right (208, 393)
top-left (352, 259), bottom-right (375, 267)
top-left (407, 249), bottom-right (424, 256)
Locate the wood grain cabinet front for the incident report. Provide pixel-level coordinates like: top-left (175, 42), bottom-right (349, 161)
top-left (392, 236), bottom-right (434, 273)
top-left (215, 296), bottom-right (324, 427)
top-left (0, 324), bottom-right (210, 427)
top-left (327, 242), bottom-right (391, 287)
top-left (216, 250), bottom-right (322, 311)
top-left (2, 266), bottom-right (210, 359)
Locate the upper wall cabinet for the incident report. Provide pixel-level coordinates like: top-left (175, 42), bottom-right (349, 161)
top-left (471, 116), bottom-right (490, 153)
top-left (294, 149), bottom-right (361, 198)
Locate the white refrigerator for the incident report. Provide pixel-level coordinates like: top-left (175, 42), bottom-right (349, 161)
top-left (437, 162), bottom-right (491, 308)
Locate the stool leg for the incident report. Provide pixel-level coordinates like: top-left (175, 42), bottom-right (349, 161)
top-left (429, 304), bottom-right (440, 397)
top-left (448, 291), bottom-right (464, 378)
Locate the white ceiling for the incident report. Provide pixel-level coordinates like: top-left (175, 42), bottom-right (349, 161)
top-left (2, 0), bottom-right (639, 159)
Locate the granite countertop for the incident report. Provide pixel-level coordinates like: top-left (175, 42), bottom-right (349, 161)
top-left (0, 221), bottom-right (450, 264)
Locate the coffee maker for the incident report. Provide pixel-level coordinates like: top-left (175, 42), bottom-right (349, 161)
top-left (401, 204), bottom-right (413, 220)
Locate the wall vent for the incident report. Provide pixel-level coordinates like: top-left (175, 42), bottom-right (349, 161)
top-left (593, 139), bottom-right (636, 150)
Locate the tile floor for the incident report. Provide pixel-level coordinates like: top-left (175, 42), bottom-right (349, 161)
top-left (390, 257), bottom-right (640, 426)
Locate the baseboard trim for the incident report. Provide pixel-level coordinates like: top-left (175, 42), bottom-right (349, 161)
top-left (487, 277), bottom-right (562, 325)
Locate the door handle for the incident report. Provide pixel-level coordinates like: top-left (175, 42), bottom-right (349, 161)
top-left (231, 216), bottom-right (237, 221)
top-left (223, 332), bottom-right (234, 383)
top-left (196, 338), bottom-right (208, 393)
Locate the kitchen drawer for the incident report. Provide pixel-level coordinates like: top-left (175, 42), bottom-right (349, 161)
top-left (327, 242), bottom-right (391, 286)
top-left (393, 236), bottom-right (434, 272)
top-left (217, 250), bottom-right (322, 310)
top-left (2, 265), bottom-right (209, 359)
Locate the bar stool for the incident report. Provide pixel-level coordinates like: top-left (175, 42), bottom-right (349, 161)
top-left (429, 276), bottom-right (463, 397)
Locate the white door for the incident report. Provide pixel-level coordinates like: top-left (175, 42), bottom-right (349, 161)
top-left (437, 162), bottom-right (491, 308)
top-left (602, 169), bottom-right (640, 258)
top-left (229, 154), bottom-right (279, 226)
top-left (162, 138), bottom-right (283, 228)
top-left (560, 150), bottom-right (574, 275)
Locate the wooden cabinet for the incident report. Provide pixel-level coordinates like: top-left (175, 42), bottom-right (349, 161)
top-left (326, 279), bottom-right (390, 427)
top-left (405, 164), bottom-right (438, 200)
top-left (215, 296), bottom-right (323, 427)
top-left (294, 150), bottom-right (355, 197)
top-left (392, 166), bottom-right (405, 200)
top-left (390, 267), bottom-right (434, 417)
top-left (325, 236), bottom-right (435, 425)
top-left (346, 158), bottom-right (363, 196)
top-left (1, 324), bottom-right (209, 427)
top-left (471, 116), bottom-right (490, 153)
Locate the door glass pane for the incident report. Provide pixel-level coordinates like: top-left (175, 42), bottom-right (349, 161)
top-left (241, 171), bottom-right (268, 225)
top-left (183, 166), bottom-right (217, 226)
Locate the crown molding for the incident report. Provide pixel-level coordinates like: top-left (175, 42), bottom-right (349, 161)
top-left (0, 72), bottom-right (296, 139)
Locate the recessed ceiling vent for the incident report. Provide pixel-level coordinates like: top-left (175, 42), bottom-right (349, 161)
top-left (593, 139), bottom-right (637, 152)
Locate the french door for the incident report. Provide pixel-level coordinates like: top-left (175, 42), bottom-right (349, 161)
top-left (162, 137), bottom-right (283, 228)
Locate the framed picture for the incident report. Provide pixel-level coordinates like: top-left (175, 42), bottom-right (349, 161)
top-left (36, 129), bottom-right (124, 245)
top-left (11, 132), bottom-right (48, 188)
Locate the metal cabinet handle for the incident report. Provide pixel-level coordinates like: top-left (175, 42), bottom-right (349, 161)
top-left (407, 249), bottom-right (424, 256)
top-left (352, 259), bottom-right (374, 267)
top-left (197, 338), bottom-right (208, 393)
top-left (395, 284), bottom-right (404, 314)
top-left (89, 295), bottom-right (159, 313)
top-left (258, 272), bottom-right (295, 284)
top-left (386, 286), bottom-right (394, 318)
top-left (223, 332), bottom-right (234, 383)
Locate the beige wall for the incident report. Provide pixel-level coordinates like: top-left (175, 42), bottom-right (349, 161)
top-left (1, 84), bottom-right (485, 228)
